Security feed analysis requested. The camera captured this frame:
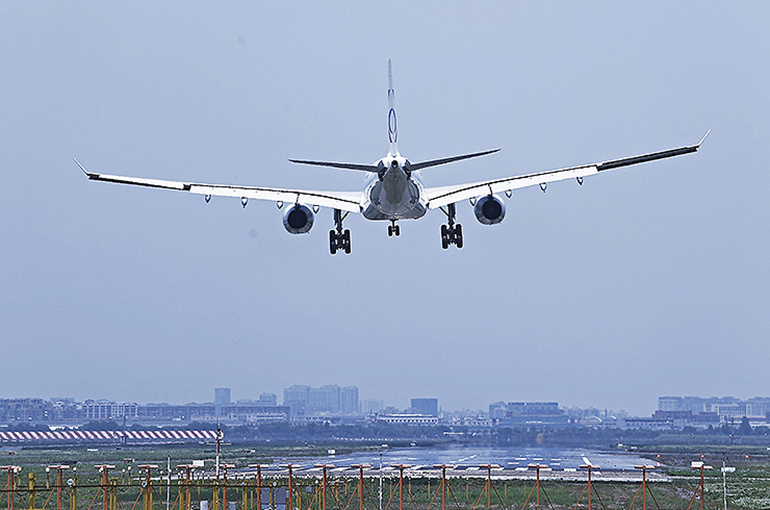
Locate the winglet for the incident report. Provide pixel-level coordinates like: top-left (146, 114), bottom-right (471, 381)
top-left (73, 157), bottom-right (96, 178)
top-left (696, 129), bottom-right (711, 148)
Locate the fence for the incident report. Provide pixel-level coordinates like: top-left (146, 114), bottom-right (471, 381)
top-left (0, 463), bottom-right (716, 510)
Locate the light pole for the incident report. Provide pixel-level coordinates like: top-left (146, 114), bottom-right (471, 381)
top-left (379, 445), bottom-right (388, 510)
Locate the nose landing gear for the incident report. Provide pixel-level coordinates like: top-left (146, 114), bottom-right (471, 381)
top-left (329, 209), bottom-right (351, 255)
top-left (440, 203), bottom-right (463, 249)
top-left (387, 219), bottom-right (401, 237)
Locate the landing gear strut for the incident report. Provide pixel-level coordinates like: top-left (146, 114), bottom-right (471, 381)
top-left (387, 219), bottom-right (401, 237)
top-left (440, 203), bottom-right (463, 249)
top-left (329, 209), bottom-right (351, 255)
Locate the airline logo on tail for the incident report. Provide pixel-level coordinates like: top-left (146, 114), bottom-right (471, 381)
top-left (387, 59), bottom-right (398, 154)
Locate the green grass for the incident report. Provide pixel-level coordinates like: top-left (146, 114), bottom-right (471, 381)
top-left (2, 445), bottom-right (770, 509)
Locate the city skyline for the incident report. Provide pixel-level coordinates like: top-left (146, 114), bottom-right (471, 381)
top-left (4, 387), bottom-right (770, 424)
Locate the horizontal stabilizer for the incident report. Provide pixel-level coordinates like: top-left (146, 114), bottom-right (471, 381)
top-left (288, 159), bottom-right (381, 173)
top-left (408, 148), bottom-right (500, 171)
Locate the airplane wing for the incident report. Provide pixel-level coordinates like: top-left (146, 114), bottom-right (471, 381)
top-left (74, 159), bottom-right (363, 212)
top-left (424, 131), bottom-right (710, 210)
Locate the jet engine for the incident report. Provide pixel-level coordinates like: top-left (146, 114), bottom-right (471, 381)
top-left (282, 204), bottom-right (315, 234)
top-left (473, 194), bottom-right (506, 225)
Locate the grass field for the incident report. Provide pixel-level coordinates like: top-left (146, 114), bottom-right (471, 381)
top-left (1, 443), bottom-right (769, 509)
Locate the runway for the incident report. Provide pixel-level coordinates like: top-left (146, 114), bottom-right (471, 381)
top-left (262, 445), bottom-right (668, 481)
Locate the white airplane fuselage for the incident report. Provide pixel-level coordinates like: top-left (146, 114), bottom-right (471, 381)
top-left (361, 155), bottom-right (428, 221)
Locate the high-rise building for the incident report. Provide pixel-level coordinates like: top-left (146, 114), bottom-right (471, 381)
top-left (340, 386), bottom-right (359, 414)
top-left (284, 385), bottom-right (311, 416)
top-left (310, 385), bottom-right (341, 413)
top-left (215, 388), bottom-right (231, 417)
top-left (215, 388), bottom-right (231, 405)
top-left (283, 385), bottom-right (360, 415)
top-left (411, 398), bottom-right (439, 417)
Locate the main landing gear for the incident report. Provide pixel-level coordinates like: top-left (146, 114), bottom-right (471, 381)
top-left (440, 203), bottom-right (463, 249)
top-left (387, 219), bottom-right (401, 237)
top-left (329, 209), bottom-right (351, 255)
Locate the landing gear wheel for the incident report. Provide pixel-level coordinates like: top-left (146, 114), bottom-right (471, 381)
top-left (343, 229), bottom-right (351, 254)
top-left (394, 225), bottom-right (400, 236)
top-left (440, 203), bottom-right (464, 250)
top-left (388, 225), bottom-right (393, 237)
top-left (329, 209), bottom-right (352, 255)
top-left (440, 224), bottom-right (449, 249)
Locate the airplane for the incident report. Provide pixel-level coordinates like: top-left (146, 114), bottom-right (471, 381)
top-left (75, 60), bottom-right (709, 255)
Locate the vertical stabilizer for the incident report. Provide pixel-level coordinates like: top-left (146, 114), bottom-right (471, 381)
top-left (387, 59), bottom-right (398, 156)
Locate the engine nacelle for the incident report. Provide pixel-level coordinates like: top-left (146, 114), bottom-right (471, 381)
top-left (473, 194), bottom-right (506, 225)
top-left (282, 204), bottom-right (315, 234)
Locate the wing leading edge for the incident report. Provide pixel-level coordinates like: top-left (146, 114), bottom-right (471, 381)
top-left (425, 131), bottom-right (710, 210)
top-left (74, 159), bottom-right (363, 213)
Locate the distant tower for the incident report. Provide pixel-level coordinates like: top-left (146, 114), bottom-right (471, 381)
top-left (284, 385), bottom-right (311, 417)
top-left (214, 388), bottom-right (231, 417)
top-left (341, 386), bottom-right (359, 414)
top-left (311, 385), bottom-right (341, 413)
top-left (411, 398), bottom-right (439, 417)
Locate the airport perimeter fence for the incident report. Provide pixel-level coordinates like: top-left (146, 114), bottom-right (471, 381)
top-left (0, 464), bottom-right (719, 510)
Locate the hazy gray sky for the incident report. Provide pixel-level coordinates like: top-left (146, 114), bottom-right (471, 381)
top-left (1, 2), bottom-right (768, 415)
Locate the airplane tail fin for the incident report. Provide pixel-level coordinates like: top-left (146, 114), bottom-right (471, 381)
top-left (387, 59), bottom-right (398, 156)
